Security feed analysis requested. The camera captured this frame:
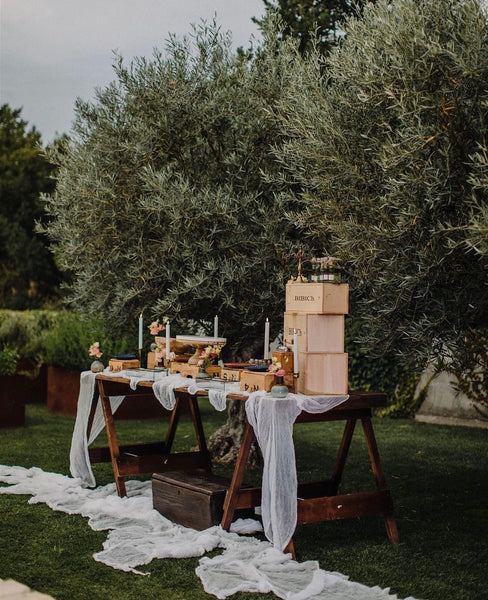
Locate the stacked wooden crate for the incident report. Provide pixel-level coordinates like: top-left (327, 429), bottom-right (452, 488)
top-left (284, 282), bottom-right (349, 395)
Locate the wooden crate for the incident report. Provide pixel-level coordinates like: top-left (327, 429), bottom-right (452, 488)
top-left (283, 313), bottom-right (345, 354)
top-left (220, 368), bottom-right (242, 382)
top-left (240, 370), bottom-right (275, 393)
top-left (285, 282), bottom-right (349, 314)
top-left (152, 471), bottom-right (230, 530)
top-left (109, 358), bottom-right (140, 373)
top-left (147, 351), bottom-right (160, 370)
top-left (296, 352), bottom-right (348, 395)
top-left (169, 362), bottom-right (221, 378)
top-left (271, 351), bottom-right (294, 373)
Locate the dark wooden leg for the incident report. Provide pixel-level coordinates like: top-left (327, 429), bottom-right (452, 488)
top-left (329, 418), bottom-right (357, 493)
top-left (188, 393), bottom-right (212, 471)
top-left (283, 538), bottom-right (296, 559)
top-left (361, 416), bottom-right (399, 544)
top-left (86, 381), bottom-right (100, 441)
top-left (100, 394), bottom-right (127, 497)
top-left (164, 393), bottom-right (183, 452)
top-left (221, 422), bottom-right (255, 530)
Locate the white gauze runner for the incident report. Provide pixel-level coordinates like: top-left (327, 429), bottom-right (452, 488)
top-left (0, 465), bottom-right (424, 600)
top-left (245, 392), bottom-right (349, 552)
top-left (69, 370), bottom-right (125, 487)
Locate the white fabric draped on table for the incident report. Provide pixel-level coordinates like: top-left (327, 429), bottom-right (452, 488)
top-left (69, 370), bottom-right (240, 488)
top-left (245, 392), bottom-right (348, 551)
top-left (69, 370), bottom-right (347, 552)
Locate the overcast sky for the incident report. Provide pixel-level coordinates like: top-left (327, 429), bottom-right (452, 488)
top-left (1, 0), bottom-right (264, 144)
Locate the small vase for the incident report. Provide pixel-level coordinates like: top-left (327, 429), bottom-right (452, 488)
top-left (270, 376), bottom-right (289, 398)
top-left (90, 360), bottom-right (104, 373)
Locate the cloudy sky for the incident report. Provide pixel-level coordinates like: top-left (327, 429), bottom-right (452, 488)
top-left (1, 0), bottom-right (264, 144)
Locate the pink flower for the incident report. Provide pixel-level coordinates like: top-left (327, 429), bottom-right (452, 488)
top-left (268, 360), bottom-right (282, 373)
top-left (149, 321), bottom-right (163, 335)
top-left (275, 368), bottom-right (286, 377)
top-left (88, 342), bottom-right (102, 359)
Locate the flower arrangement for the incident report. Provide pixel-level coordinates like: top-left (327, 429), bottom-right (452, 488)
top-left (148, 316), bottom-right (168, 336)
top-left (88, 342), bottom-right (102, 359)
top-left (154, 345), bottom-right (175, 365)
top-left (88, 341), bottom-right (104, 372)
top-left (197, 344), bottom-right (222, 371)
top-left (268, 357), bottom-right (286, 378)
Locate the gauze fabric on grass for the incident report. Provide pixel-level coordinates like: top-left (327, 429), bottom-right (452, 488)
top-left (0, 466), bottom-right (423, 600)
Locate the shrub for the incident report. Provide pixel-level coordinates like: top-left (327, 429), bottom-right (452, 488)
top-left (39, 311), bottom-right (135, 371)
top-left (0, 310), bottom-right (57, 374)
top-left (0, 346), bottom-right (19, 376)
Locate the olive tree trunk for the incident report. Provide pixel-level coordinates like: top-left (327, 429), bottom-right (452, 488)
top-left (207, 399), bottom-right (262, 466)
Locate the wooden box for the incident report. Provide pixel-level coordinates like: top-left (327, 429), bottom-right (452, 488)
top-left (283, 313), bottom-right (345, 354)
top-left (108, 358), bottom-right (140, 373)
top-left (152, 471), bottom-right (230, 530)
top-left (271, 351), bottom-right (294, 373)
top-left (296, 352), bottom-right (348, 395)
top-left (220, 368), bottom-right (242, 382)
top-left (285, 282), bottom-right (349, 314)
top-left (147, 351), bottom-right (160, 370)
top-left (240, 370), bottom-right (275, 393)
top-left (169, 362), bottom-right (221, 378)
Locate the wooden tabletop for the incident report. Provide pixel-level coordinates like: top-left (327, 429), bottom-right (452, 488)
top-left (95, 374), bottom-right (387, 412)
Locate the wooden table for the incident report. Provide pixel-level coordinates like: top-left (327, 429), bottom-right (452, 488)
top-left (91, 375), bottom-right (399, 556)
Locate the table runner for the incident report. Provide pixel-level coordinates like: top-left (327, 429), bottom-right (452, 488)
top-left (0, 465), bottom-right (423, 600)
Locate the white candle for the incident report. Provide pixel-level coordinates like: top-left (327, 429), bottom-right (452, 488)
top-left (293, 328), bottom-right (299, 374)
top-left (214, 315), bottom-right (218, 338)
top-left (138, 313), bottom-right (143, 350)
top-left (165, 320), bottom-right (171, 362)
top-left (264, 317), bottom-right (270, 360)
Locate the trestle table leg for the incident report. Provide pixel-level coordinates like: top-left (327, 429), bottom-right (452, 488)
top-left (221, 422), bottom-right (255, 530)
top-left (361, 416), bottom-right (399, 544)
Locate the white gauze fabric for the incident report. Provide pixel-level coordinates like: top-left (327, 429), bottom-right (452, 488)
top-left (245, 391), bottom-right (349, 552)
top-left (69, 370), bottom-right (125, 487)
top-left (0, 465), bottom-right (424, 600)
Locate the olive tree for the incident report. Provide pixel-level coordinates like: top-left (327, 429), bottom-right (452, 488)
top-left (271, 0), bottom-right (488, 404)
top-left (42, 22), bottom-right (307, 359)
top-left (42, 21), bottom-right (312, 461)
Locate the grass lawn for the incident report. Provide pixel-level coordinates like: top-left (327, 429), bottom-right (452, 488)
top-left (0, 401), bottom-right (487, 600)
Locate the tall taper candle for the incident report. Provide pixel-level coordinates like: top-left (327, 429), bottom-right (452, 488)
top-left (264, 317), bottom-right (270, 360)
top-left (166, 320), bottom-right (171, 362)
top-left (293, 328), bottom-right (299, 374)
top-left (214, 315), bottom-right (218, 338)
top-left (138, 313), bottom-right (143, 350)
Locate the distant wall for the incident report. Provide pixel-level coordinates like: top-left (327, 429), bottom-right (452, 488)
top-left (415, 368), bottom-right (488, 429)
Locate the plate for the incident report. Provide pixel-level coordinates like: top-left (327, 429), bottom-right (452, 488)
top-left (245, 365), bottom-right (269, 372)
